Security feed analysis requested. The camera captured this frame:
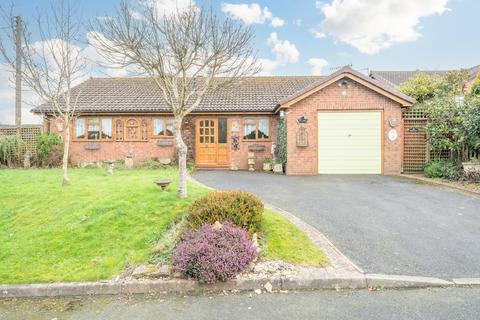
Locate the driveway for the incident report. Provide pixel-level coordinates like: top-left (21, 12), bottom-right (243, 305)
top-left (193, 171), bottom-right (480, 278)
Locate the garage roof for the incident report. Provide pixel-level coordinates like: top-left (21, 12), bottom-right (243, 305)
top-left (277, 66), bottom-right (416, 109)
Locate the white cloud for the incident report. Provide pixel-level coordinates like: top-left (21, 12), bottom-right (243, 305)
top-left (271, 17), bottom-right (285, 28)
top-left (143, 0), bottom-right (195, 16)
top-left (309, 28), bottom-right (326, 39)
top-left (0, 32), bottom-right (135, 124)
top-left (308, 58), bottom-right (329, 75)
top-left (221, 3), bottom-right (284, 28)
top-left (0, 65), bottom-right (42, 124)
top-left (0, 107), bottom-right (42, 125)
top-left (317, 0), bottom-right (449, 54)
top-left (259, 32), bottom-right (300, 74)
top-left (83, 32), bottom-right (133, 77)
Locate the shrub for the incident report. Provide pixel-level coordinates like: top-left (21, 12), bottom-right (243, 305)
top-left (186, 191), bottom-right (263, 235)
top-left (172, 221), bottom-right (257, 283)
top-left (0, 135), bottom-right (24, 167)
top-left (397, 72), bottom-right (441, 103)
top-left (36, 133), bottom-right (62, 167)
top-left (423, 160), bottom-right (462, 180)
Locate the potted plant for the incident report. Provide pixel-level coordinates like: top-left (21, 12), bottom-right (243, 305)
top-left (273, 160), bottom-right (283, 174)
top-left (262, 157), bottom-right (272, 172)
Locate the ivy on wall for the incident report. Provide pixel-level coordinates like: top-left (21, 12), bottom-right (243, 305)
top-left (277, 117), bottom-right (287, 168)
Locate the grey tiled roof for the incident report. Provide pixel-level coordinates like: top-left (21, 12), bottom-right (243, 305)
top-left (32, 76), bottom-right (324, 114)
top-left (369, 70), bottom-right (450, 87)
top-left (370, 65), bottom-right (480, 87)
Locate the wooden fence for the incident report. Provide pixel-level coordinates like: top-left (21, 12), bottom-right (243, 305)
top-left (402, 108), bottom-right (479, 173)
top-left (0, 125), bottom-right (43, 162)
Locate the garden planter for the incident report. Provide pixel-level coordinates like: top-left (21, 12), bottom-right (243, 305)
top-left (273, 163), bottom-right (283, 174)
top-left (125, 156), bottom-right (134, 169)
top-left (263, 162), bottom-right (272, 172)
top-left (463, 162), bottom-right (480, 173)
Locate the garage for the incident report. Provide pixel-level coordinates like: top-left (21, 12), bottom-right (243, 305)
top-left (278, 67), bottom-right (415, 175)
top-left (317, 111), bottom-right (382, 174)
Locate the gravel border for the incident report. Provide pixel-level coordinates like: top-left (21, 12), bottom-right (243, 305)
top-left (398, 174), bottom-right (480, 197)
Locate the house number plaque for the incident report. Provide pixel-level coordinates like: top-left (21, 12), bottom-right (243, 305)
top-left (388, 129), bottom-right (398, 141)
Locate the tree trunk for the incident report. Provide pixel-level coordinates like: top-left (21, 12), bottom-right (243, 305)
top-left (62, 117), bottom-right (70, 186)
top-left (174, 116), bottom-right (188, 198)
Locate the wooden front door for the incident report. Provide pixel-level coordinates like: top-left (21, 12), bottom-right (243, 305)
top-left (195, 118), bottom-right (229, 167)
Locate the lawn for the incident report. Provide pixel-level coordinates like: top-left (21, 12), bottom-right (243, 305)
top-left (0, 168), bottom-right (328, 284)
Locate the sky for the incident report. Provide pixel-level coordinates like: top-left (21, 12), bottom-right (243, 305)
top-left (0, 0), bottom-right (479, 124)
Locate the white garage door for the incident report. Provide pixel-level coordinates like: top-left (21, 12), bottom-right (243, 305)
top-left (318, 111), bottom-right (382, 174)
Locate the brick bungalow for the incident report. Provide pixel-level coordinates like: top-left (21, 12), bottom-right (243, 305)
top-left (33, 66), bottom-right (417, 175)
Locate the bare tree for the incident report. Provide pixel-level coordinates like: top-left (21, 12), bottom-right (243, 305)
top-left (90, 1), bottom-right (259, 198)
top-left (0, 1), bottom-right (87, 185)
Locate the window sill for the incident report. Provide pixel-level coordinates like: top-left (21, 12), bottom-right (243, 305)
top-left (73, 139), bottom-right (113, 142)
top-left (242, 139), bottom-right (271, 143)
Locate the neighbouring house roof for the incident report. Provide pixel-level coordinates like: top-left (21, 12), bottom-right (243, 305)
top-left (370, 65), bottom-right (480, 87)
top-left (31, 76), bottom-right (325, 114)
top-left (277, 66), bottom-right (416, 108)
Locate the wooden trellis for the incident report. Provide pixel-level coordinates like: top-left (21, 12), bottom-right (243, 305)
top-left (403, 108), bottom-right (428, 173)
top-left (0, 125), bottom-right (43, 162)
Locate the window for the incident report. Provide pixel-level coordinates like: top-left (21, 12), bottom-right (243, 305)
top-left (218, 118), bottom-right (227, 143)
top-left (243, 118), bottom-right (269, 140)
top-left (75, 116), bottom-right (112, 140)
top-left (75, 118), bottom-right (85, 139)
top-left (153, 117), bottom-right (174, 137)
top-left (101, 118), bottom-right (112, 139)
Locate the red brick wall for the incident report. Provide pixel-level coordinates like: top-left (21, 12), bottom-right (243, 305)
top-left (285, 78), bottom-right (404, 175)
top-left (223, 115), bottom-right (278, 171)
top-left (47, 114), bottom-right (278, 170)
top-left (48, 115), bottom-right (178, 166)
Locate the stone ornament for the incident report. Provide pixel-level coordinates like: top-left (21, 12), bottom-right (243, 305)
top-left (389, 117), bottom-right (400, 127)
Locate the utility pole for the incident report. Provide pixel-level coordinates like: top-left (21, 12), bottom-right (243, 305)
top-left (15, 16), bottom-right (21, 126)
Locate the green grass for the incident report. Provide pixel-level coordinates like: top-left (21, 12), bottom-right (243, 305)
top-left (262, 209), bottom-right (329, 267)
top-left (0, 168), bottom-right (328, 284)
top-left (0, 168), bottom-right (208, 284)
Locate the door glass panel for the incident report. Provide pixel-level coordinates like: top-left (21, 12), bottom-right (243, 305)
top-left (205, 128), bottom-right (209, 135)
top-left (200, 136), bottom-right (204, 143)
top-left (218, 118), bottom-right (227, 143)
top-left (210, 120), bottom-right (214, 127)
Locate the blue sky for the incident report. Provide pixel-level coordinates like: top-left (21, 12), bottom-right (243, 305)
top-left (0, 0), bottom-right (479, 123)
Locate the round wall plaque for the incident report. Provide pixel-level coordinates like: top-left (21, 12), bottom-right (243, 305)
top-left (388, 129), bottom-right (398, 141)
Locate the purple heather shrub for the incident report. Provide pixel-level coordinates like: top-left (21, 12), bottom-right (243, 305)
top-left (172, 221), bottom-right (258, 283)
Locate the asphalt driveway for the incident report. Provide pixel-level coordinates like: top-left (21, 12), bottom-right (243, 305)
top-left (193, 171), bottom-right (480, 278)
